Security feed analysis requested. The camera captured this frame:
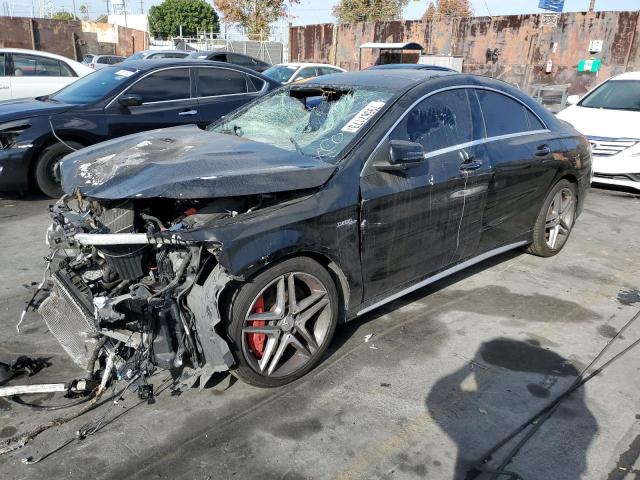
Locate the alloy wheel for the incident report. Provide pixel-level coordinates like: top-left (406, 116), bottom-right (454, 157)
top-left (544, 187), bottom-right (576, 250)
top-left (241, 272), bottom-right (332, 377)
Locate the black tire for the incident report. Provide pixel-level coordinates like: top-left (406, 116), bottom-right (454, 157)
top-left (225, 257), bottom-right (339, 388)
top-left (34, 141), bottom-right (83, 198)
top-left (524, 179), bottom-right (578, 257)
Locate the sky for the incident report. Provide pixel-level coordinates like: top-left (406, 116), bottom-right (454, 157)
top-left (1, 0), bottom-right (638, 26)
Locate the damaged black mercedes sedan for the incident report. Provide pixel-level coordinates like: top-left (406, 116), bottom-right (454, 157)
top-left (40, 70), bottom-right (591, 388)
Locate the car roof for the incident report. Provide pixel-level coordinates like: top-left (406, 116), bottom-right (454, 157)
top-left (306, 69), bottom-right (456, 91)
top-left (368, 63), bottom-right (456, 72)
top-left (0, 48), bottom-right (81, 64)
top-left (141, 50), bottom-right (188, 54)
top-left (277, 62), bottom-right (342, 68)
top-left (109, 59), bottom-right (278, 80)
top-left (612, 71), bottom-right (640, 81)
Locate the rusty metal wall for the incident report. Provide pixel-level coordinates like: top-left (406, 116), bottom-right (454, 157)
top-left (289, 10), bottom-right (640, 94)
top-left (0, 16), bottom-right (147, 61)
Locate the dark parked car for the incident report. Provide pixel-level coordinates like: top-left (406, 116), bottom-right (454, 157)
top-left (40, 70), bottom-right (590, 390)
top-left (0, 60), bottom-right (279, 197)
top-left (187, 50), bottom-right (271, 72)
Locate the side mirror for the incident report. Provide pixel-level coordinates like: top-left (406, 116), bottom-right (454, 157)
top-left (118, 94), bottom-right (143, 107)
top-left (566, 94), bottom-right (580, 106)
top-left (375, 140), bottom-right (425, 172)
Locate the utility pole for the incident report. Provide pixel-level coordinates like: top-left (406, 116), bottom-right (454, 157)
top-left (72, 0), bottom-right (77, 19)
top-left (140, 0), bottom-right (143, 14)
top-left (589, 0), bottom-right (595, 12)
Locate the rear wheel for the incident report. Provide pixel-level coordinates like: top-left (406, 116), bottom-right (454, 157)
top-left (225, 257), bottom-right (338, 387)
top-left (34, 141), bottom-right (82, 198)
top-left (525, 179), bottom-right (577, 257)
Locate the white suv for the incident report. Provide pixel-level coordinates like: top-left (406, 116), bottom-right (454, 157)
top-left (0, 48), bottom-right (93, 101)
top-left (557, 71), bottom-right (640, 191)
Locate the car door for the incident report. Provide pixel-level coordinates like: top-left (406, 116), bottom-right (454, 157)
top-left (474, 88), bottom-right (560, 251)
top-left (360, 88), bottom-right (490, 299)
top-left (194, 66), bottom-right (264, 126)
top-left (0, 52), bottom-right (9, 101)
top-left (9, 52), bottom-right (76, 99)
top-left (105, 67), bottom-right (198, 138)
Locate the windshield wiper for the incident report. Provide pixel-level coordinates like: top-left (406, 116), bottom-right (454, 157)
top-left (290, 137), bottom-right (303, 155)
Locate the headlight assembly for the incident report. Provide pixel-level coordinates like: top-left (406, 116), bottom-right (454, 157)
top-left (0, 120), bottom-right (31, 149)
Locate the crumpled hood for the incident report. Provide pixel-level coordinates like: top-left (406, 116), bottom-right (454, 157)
top-left (61, 125), bottom-right (337, 199)
top-left (557, 105), bottom-right (640, 139)
top-left (0, 98), bottom-right (72, 124)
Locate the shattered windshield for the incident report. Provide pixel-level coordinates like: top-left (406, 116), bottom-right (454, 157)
top-left (209, 86), bottom-right (393, 162)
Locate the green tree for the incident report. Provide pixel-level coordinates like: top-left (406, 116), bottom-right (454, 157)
top-left (52, 11), bottom-right (78, 21)
top-left (421, 0), bottom-right (473, 21)
top-left (422, 2), bottom-right (436, 20)
top-left (149, 0), bottom-right (220, 38)
top-left (95, 13), bottom-right (109, 23)
top-left (79, 4), bottom-right (90, 21)
top-left (332, 0), bottom-right (409, 23)
top-left (213, 0), bottom-right (299, 39)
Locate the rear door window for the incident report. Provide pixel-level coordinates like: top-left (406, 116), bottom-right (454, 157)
top-left (476, 89), bottom-right (542, 137)
top-left (295, 67), bottom-right (318, 81)
top-left (318, 67), bottom-right (340, 76)
top-left (390, 88), bottom-right (476, 152)
top-left (196, 67), bottom-right (253, 96)
top-left (97, 57), bottom-right (111, 64)
top-left (12, 54), bottom-right (74, 77)
top-left (127, 68), bottom-right (190, 103)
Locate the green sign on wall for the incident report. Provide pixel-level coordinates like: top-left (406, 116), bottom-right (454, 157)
top-left (578, 58), bottom-right (602, 73)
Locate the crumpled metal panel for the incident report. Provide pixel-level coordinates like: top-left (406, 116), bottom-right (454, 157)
top-left (60, 125), bottom-right (337, 200)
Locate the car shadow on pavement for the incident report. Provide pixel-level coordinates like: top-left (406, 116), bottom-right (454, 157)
top-left (0, 191), bottom-right (49, 202)
top-left (323, 249), bottom-right (524, 361)
top-left (425, 338), bottom-right (598, 479)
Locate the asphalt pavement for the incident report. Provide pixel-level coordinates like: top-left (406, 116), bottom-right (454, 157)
top-left (0, 187), bottom-right (639, 480)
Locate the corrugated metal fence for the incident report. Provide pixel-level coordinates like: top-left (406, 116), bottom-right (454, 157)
top-left (290, 10), bottom-right (640, 95)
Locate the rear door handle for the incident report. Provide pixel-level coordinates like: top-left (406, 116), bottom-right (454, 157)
top-left (459, 159), bottom-right (483, 171)
top-left (536, 145), bottom-right (551, 157)
top-left (178, 109), bottom-right (197, 116)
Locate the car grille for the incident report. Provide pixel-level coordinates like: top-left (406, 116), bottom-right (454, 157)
top-left (38, 272), bottom-right (100, 371)
top-left (587, 137), bottom-right (638, 157)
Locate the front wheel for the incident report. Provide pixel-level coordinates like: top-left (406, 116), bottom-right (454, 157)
top-left (225, 257), bottom-right (339, 387)
top-left (525, 179), bottom-right (577, 257)
top-left (34, 141), bottom-right (83, 198)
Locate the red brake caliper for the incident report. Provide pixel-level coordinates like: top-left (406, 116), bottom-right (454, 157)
top-left (247, 296), bottom-right (266, 358)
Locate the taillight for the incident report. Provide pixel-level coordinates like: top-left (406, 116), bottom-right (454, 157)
top-left (90, 64), bottom-right (96, 69)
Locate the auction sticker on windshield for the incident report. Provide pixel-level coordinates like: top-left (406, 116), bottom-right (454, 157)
top-left (115, 69), bottom-right (136, 78)
top-left (341, 101), bottom-right (386, 133)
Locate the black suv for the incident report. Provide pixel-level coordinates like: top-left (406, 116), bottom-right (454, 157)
top-left (187, 51), bottom-right (271, 72)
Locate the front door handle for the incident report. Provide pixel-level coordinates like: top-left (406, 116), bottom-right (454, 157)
top-left (178, 109), bottom-right (198, 116)
top-left (536, 145), bottom-right (551, 157)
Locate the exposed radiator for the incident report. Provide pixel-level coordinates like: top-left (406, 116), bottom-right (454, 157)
top-left (38, 274), bottom-right (100, 371)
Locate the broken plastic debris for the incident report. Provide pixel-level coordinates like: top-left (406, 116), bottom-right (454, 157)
top-left (479, 408), bottom-right (488, 415)
top-left (364, 334), bottom-right (373, 342)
